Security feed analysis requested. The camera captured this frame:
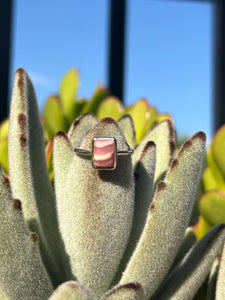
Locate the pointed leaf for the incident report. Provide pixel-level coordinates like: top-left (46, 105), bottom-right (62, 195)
top-left (133, 119), bottom-right (176, 184)
top-left (68, 113), bottom-right (98, 147)
top-left (101, 283), bottom-right (145, 300)
top-left (97, 97), bottom-right (124, 120)
top-left (117, 115), bottom-right (136, 149)
top-left (152, 224), bottom-right (225, 300)
top-left (200, 190), bottom-right (225, 225)
top-left (59, 68), bottom-right (79, 122)
top-left (59, 118), bottom-right (135, 298)
top-left (120, 132), bottom-right (206, 298)
top-left (0, 167), bottom-right (53, 299)
top-left (49, 281), bottom-right (95, 300)
top-left (8, 68), bottom-right (65, 284)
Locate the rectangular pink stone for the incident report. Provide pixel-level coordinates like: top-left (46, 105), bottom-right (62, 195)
top-left (93, 138), bottom-right (116, 169)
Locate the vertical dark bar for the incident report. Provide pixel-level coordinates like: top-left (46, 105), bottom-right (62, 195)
top-left (0, 0), bottom-right (13, 122)
top-left (214, 0), bottom-right (225, 132)
top-left (108, 0), bottom-right (126, 102)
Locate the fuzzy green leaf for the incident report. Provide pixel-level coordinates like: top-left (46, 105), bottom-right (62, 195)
top-left (49, 281), bottom-right (95, 300)
top-left (101, 283), bottom-right (145, 300)
top-left (215, 241), bottom-right (225, 299)
top-left (152, 224), bottom-right (225, 300)
top-left (207, 256), bottom-right (220, 300)
top-left (113, 141), bottom-right (156, 284)
top-left (8, 68), bottom-right (65, 284)
top-left (0, 167), bottom-right (53, 299)
top-left (117, 115), bottom-right (136, 149)
top-left (59, 68), bottom-right (79, 122)
top-left (58, 118), bottom-right (135, 298)
top-left (170, 227), bottom-right (197, 270)
top-left (200, 190), bottom-right (225, 225)
top-left (68, 113), bottom-right (98, 147)
top-left (43, 96), bottom-right (66, 139)
top-left (120, 132), bottom-right (206, 298)
top-left (133, 119), bottom-right (176, 185)
top-left (97, 97), bottom-right (124, 120)
top-left (0, 288), bottom-right (9, 300)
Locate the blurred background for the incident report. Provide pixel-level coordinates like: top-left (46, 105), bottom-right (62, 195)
top-left (2, 0), bottom-right (224, 141)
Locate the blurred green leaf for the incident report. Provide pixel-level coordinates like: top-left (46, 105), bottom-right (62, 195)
top-left (45, 139), bottom-right (54, 182)
top-left (207, 146), bottom-right (225, 191)
top-left (81, 85), bottom-right (108, 115)
top-left (193, 216), bottom-right (212, 241)
top-left (211, 124), bottom-right (225, 177)
top-left (126, 99), bottom-right (150, 143)
top-left (43, 96), bottom-right (66, 139)
top-left (97, 97), bottom-right (124, 120)
top-left (59, 69), bottom-right (79, 123)
top-left (200, 190), bottom-right (225, 225)
top-left (0, 137), bottom-right (8, 174)
top-left (0, 119), bottom-right (9, 142)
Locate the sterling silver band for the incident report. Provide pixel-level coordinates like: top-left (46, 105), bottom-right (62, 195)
top-left (74, 148), bottom-right (134, 156)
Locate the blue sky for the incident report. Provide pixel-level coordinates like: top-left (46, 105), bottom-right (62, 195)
top-left (11, 0), bottom-right (212, 140)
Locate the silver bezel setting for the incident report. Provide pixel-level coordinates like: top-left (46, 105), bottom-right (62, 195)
top-left (92, 137), bottom-right (117, 170)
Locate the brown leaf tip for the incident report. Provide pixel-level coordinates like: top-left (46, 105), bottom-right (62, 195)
top-left (16, 68), bottom-right (26, 90)
top-left (157, 181), bottom-right (167, 192)
top-left (20, 134), bottom-right (27, 148)
top-left (72, 113), bottom-right (97, 129)
top-left (101, 117), bottom-right (117, 124)
top-left (18, 113), bottom-right (27, 130)
top-left (150, 201), bottom-right (155, 211)
top-left (192, 131), bottom-right (206, 141)
top-left (55, 131), bottom-right (67, 138)
top-left (170, 158), bottom-right (179, 171)
top-left (30, 232), bottom-right (38, 243)
top-left (13, 199), bottom-right (22, 213)
top-left (170, 141), bottom-right (176, 157)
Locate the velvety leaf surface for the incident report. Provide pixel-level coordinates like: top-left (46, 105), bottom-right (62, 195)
top-left (49, 281), bottom-right (95, 300)
top-left (133, 119), bottom-right (175, 184)
top-left (8, 69), bottom-right (66, 284)
top-left (152, 224), bottom-right (225, 300)
top-left (120, 132), bottom-right (206, 298)
top-left (216, 241), bottom-right (225, 299)
top-left (200, 190), bottom-right (225, 225)
top-left (117, 115), bottom-right (136, 149)
top-left (113, 142), bottom-right (156, 283)
top-left (207, 256), bottom-right (220, 300)
top-left (59, 118), bottom-right (135, 298)
top-left (68, 113), bottom-right (98, 147)
top-left (0, 167), bottom-right (53, 299)
top-left (43, 96), bottom-right (66, 139)
top-left (101, 282), bottom-right (145, 300)
top-left (0, 288), bottom-right (9, 300)
top-left (59, 68), bottom-right (79, 123)
top-left (97, 97), bottom-right (124, 120)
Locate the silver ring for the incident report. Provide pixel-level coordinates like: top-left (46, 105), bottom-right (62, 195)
top-left (74, 137), bottom-right (134, 170)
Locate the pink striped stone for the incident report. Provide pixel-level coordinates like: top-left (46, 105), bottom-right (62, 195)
top-left (93, 138), bottom-right (116, 169)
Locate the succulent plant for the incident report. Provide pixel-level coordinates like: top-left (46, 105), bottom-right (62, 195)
top-left (1, 68), bottom-right (225, 300)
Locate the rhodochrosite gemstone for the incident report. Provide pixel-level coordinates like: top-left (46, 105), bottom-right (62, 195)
top-left (93, 138), bottom-right (116, 169)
